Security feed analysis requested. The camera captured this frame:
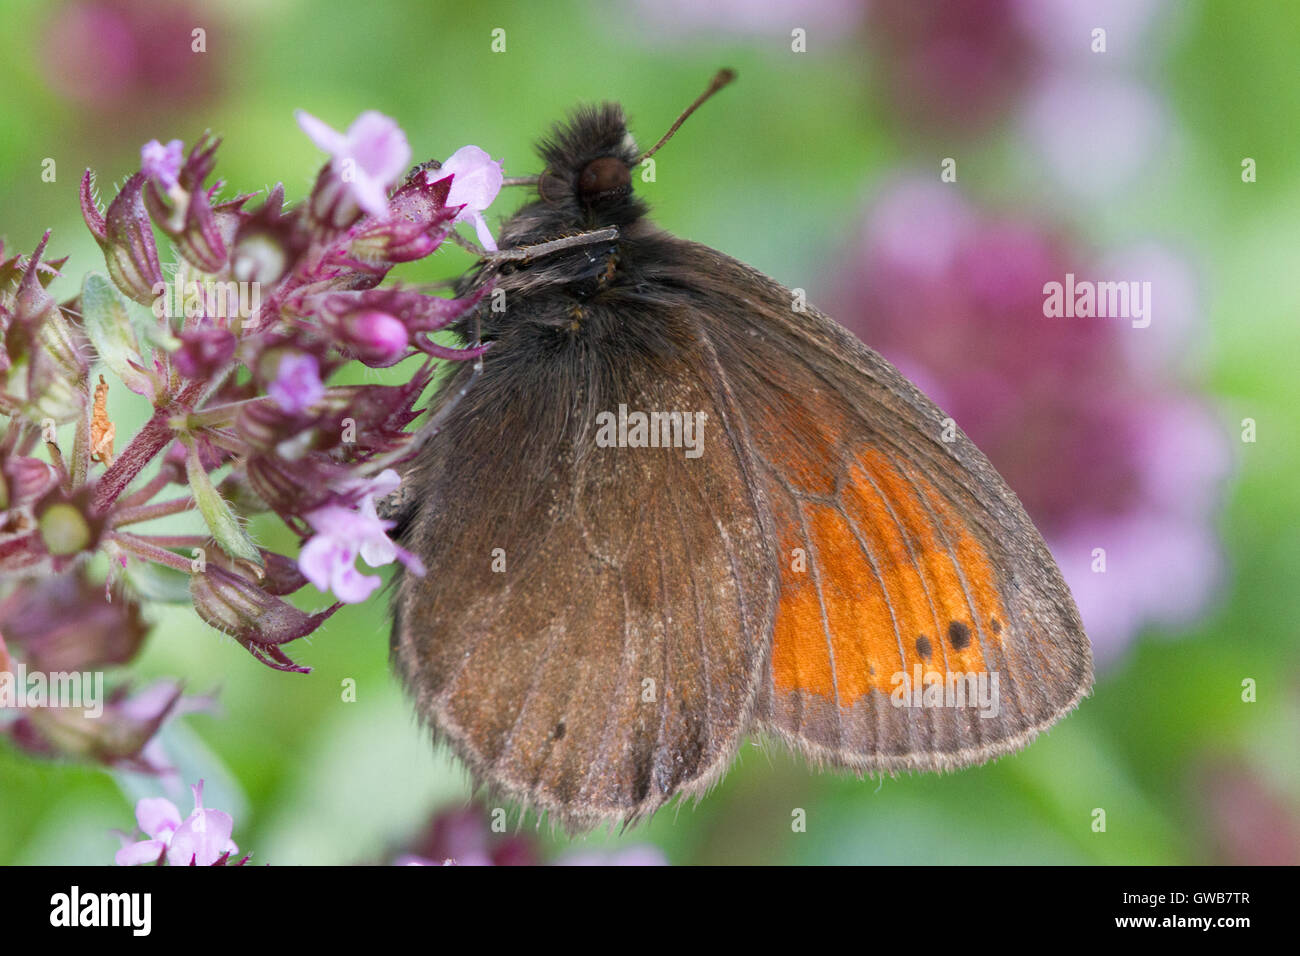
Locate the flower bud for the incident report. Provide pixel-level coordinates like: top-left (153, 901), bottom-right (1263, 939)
top-left (10, 236), bottom-right (92, 423)
top-left (190, 565), bottom-right (339, 672)
top-left (173, 325), bottom-right (237, 379)
top-left (0, 570), bottom-right (148, 672)
top-left (7, 680), bottom-right (198, 773)
top-left (80, 171), bottom-right (164, 305)
top-left (141, 134), bottom-right (245, 273)
top-left (337, 310), bottom-right (409, 367)
top-left (4, 456), bottom-right (59, 508)
top-left (141, 139), bottom-right (184, 190)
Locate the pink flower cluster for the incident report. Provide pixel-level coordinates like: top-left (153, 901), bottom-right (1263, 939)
top-left (1, 108), bottom-right (501, 771)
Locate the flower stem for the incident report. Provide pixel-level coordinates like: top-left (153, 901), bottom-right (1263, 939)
top-left (133, 534), bottom-right (209, 548)
top-left (70, 403), bottom-right (91, 489)
top-left (118, 471), bottom-right (172, 511)
top-left (110, 495), bottom-right (197, 527)
top-left (91, 378), bottom-right (207, 514)
top-left (184, 396), bottom-right (273, 429)
top-left (109, 531), bottom-right (193, 574)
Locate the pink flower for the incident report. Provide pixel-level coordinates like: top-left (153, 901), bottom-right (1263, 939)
top-left (115, 780), bottom-right (239, 866)
top-left (296, 110), bottom-right (411, 219)
top-left (268, 352), bottom-right (324, 413)
top-left (114, 796), bottom-right (182, 865)
top-left (298, 469), bottom-right (423, 604)
top-left (140, 138), bottom-right (183, 190)
top-left (166, 781), bottom-right (238, 866)
top-left (438, 145), bottom-right (504, 251)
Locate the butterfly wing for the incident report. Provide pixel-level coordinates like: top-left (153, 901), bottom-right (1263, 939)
top-left (659, 240), bottom-right (1093, 771)
top-left (390, 308), bottom-right (778, 831)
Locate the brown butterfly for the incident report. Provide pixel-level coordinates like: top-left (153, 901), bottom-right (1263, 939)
top-left (389, 71), bottom-right (1092, 831)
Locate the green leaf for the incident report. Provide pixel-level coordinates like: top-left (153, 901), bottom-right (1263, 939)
top-left (123, 558), bottom-right (196, 604)
top-left (80, 272), bottom-right (154, 397)
top-left (185, 442), bottom-right (263, 568)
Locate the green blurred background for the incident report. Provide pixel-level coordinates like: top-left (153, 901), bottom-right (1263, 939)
top-left (1, 0), bottom-right (1297, 865)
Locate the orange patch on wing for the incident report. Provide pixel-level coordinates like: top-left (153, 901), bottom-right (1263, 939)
top-left (770, 446), bottom-right (1008, 707)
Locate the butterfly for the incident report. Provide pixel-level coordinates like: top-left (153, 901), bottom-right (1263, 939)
top-left (389, 71), bottom-right (1092, 832)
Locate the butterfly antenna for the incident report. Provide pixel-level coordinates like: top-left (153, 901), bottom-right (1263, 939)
top-left (635, 68), bottom-right (736, 164)
top-left (500, 68), bottom-right (735, 187)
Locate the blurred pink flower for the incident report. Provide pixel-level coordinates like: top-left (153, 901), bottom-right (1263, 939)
top-left (1018, 72), bottom-right (1169, 200)
top-left (1012, 0), bottom-right (1168, 64)
top-left (1010, 0), bottom-right (1174, 200)
top-left (867, 0), bottom-right (1033, 132)
top-left (296, 110), bottom-right (412, 220)
top-left (835, 179), bottom-right (1230, 665)
top-left (1196, 759), bottom-right (1300, 865)
top-left (166, 781), bottom-right (239, 866)
top-left (268, 352), bottom-right (324, 413)
top-left (555, 846), bottom-right (669, 866)
top-left (5, 677), bottom-right (212, 775)
top-left (398, 804), bottom-right (539, 867)
top-left (626, 0), bottom-right (866, 37)
top-left (394, 854), bottom-right (453, 866)
top-left (42, 0), bottom-right (222, 116)
top-left (393, 803), bottom-right (667, 866)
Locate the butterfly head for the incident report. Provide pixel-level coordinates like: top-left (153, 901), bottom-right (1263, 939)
top-left (533, 104), bottom-right (645, 227)
top-left (495, 70), bottom-right (737, 245)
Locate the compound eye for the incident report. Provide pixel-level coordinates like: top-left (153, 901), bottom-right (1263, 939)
top-left (577, 156), bottom-right (631, 200)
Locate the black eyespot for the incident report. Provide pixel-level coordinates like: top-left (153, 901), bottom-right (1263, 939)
top-left (577, 156), bottom-right (631, 201)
